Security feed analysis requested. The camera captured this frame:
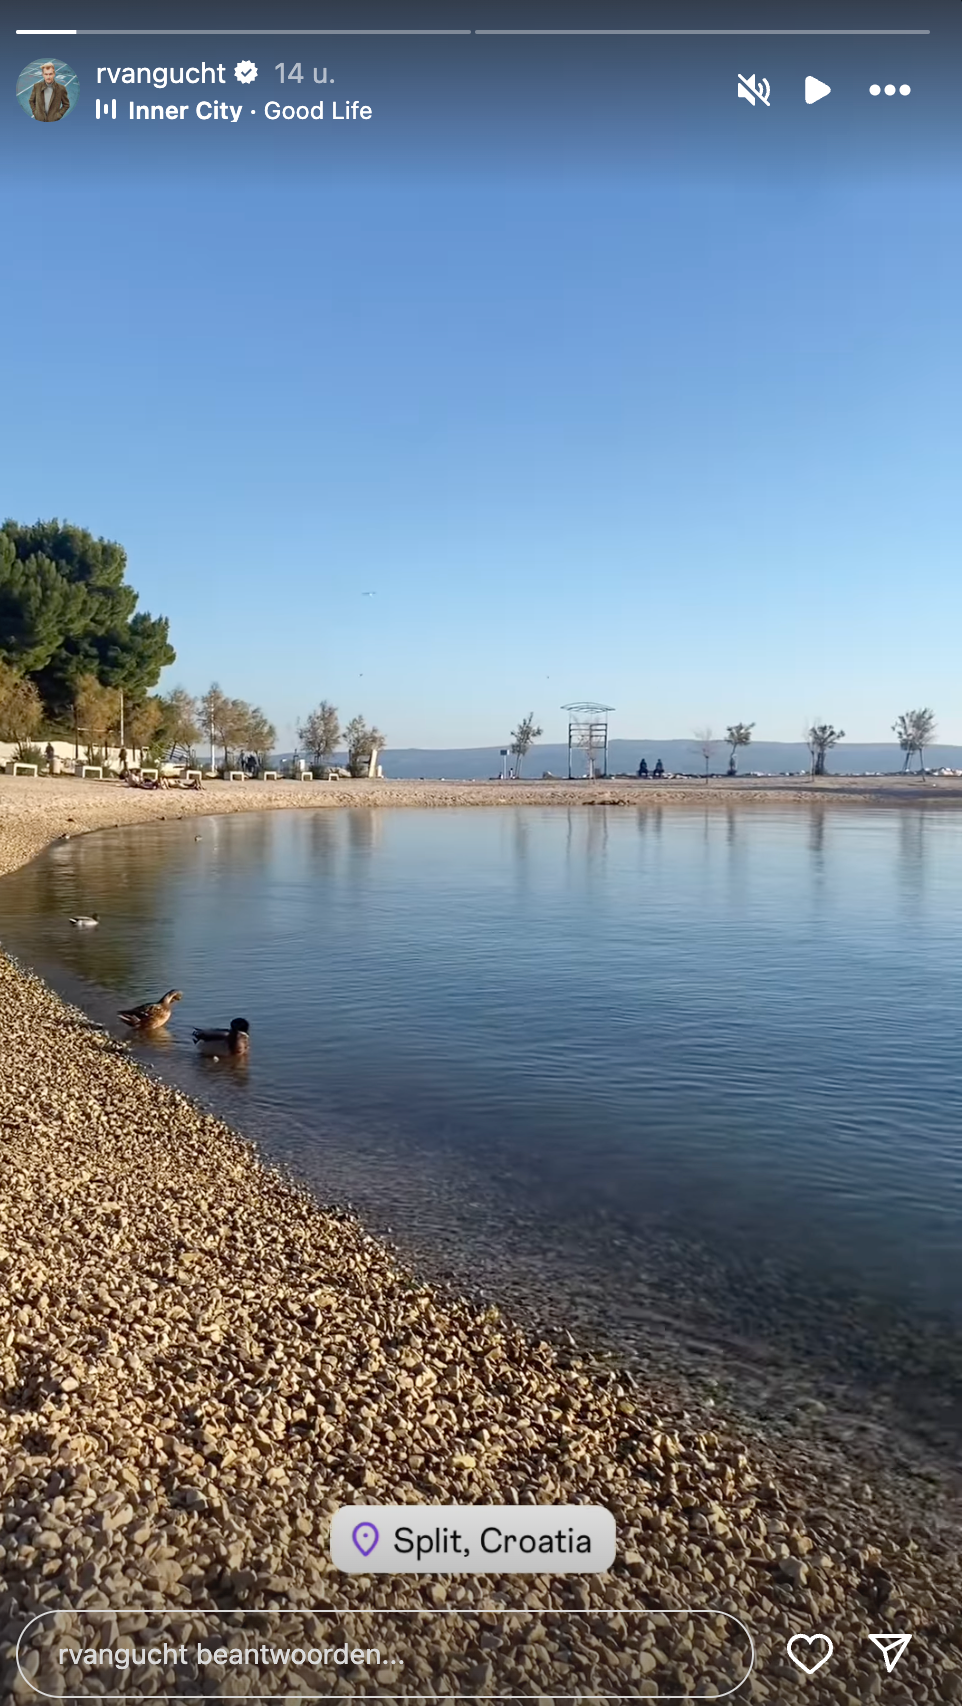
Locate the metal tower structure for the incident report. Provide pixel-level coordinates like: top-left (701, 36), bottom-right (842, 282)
top-left (562, 703), bottom-right (614, 780)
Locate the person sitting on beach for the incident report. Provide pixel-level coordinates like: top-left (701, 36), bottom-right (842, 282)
top-left (653, 758), bottom-right (665, 778)
top-left (638, 759), bottom-right (649, 778)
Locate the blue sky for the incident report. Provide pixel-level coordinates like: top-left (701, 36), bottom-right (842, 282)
top-left (4, 5), bottom-right (960, 750)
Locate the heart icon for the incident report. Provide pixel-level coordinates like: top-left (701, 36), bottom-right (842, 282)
top-left (352, 1521), bottom-right (379, 1557)
top-left (787, 1634), bottom-right (834, 1675)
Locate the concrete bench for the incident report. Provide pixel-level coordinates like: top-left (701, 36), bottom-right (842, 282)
top-left (75, 764), bottom-right (103, 780)
top-left (296, 770), bottom-right (314, 782)
top-left (227, 770), bottom-right (245, 782)
top-left (139, 768), bottom-right (159, 782)
top-left (262, 770), bottom-right (278, 781)
top-left (5, 761), bottom-right (38, 777)
top-left (184, 770), bottom-right (203, 784)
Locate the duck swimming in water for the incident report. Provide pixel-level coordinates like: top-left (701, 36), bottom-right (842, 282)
top-left (69, 913), bottom-right (99, 928)
top-left (118, 990), bottom-right (182, 1031)
top-left (192, 1017), bottom-right (250, 1058)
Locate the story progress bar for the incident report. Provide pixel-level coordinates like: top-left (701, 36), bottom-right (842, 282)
top-left (15, 27), bottom-right (933, 36)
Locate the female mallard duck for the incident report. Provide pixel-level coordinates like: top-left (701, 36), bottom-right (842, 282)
top-left (118, 989), bottom-right (182, 1031)
top-left (69, 913), bottom-right (99, 928)
top-left (192, 1017), bottom-right (250, 1058)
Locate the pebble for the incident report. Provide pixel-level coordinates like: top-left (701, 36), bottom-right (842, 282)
top-left (1, 775), bottom-right (960, 1699)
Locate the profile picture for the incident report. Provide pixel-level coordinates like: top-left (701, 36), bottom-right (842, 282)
top-left (16, 56), bottom-right (79, 123)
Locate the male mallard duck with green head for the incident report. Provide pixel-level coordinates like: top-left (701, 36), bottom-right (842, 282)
top-left (192, 1017), bottom-right (250, 1058)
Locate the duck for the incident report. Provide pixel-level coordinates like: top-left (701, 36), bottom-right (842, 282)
top-left (191, 1017), bottom-right (250, 1058)
top-left (117, 989), bottom-right (183, 1031)
top-left (69, 913), bottom-right (99, 928)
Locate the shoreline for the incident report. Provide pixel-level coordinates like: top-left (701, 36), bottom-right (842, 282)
top-left (2, 780), bottom-right (962, 1699)
top-left (2, 768), bottom-right (962, 872)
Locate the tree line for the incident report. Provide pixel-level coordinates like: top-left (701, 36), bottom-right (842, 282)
top-left (508, 712), bottom-right (940, 778)
top-left (0, 517), bottom-right (942, 779)
top-left (0, 517), bottom-right (393, 775)
top-left (695, 715), bottom-right (937, 777)
top-left (298, 703), bottom-right (386, 777)
top-left (0, 517), bottom-right (283, 769)
top-left (800, 712), bottom-right (935, 776)
top-left (0, 662), bottom-right (280, 770)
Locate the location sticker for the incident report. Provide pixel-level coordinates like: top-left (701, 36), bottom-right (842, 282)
top-left (352, 1521), bottom-right (379, 1558)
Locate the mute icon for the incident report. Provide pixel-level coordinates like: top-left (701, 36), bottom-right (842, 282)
top-left (737, 73), bottom-right (770, 107)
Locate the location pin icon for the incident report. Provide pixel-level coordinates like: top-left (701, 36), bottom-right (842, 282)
top-left (352, 1521), bottom-right (379, 1557)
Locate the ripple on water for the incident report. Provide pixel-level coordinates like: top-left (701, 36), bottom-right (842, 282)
top-left (4, 803), bottom-right (962, 1426)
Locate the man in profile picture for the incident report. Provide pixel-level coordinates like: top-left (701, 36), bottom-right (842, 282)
top-left (29, 61), bottom-right (69, 121)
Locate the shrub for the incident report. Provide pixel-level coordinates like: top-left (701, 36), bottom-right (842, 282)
top-left (14, 744), bottom-right (45, 770)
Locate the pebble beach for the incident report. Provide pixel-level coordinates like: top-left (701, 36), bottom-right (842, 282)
top-left (2, 776), bottom-right (962, 1700)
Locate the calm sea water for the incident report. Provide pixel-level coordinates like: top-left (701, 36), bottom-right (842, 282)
top-left (5, 805), bottom-right (962, 1418)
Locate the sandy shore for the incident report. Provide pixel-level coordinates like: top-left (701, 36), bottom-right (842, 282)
top-left (2, 776), bottom-right (962, 1700)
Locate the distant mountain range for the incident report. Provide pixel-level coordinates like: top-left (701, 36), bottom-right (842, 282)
top-left (301, 741), bottom-right (962, 781)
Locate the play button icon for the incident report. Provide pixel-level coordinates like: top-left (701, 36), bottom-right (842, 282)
top-left (805, 75), bottom-right (831, 104)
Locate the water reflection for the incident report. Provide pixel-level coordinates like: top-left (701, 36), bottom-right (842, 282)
top-left (564, 805), bottom-right (610, 881)
top-left (127, 1026), bottom-right (175, 1056)
top-left (346, 809), bottom-right (380, 860)
top-left (808, 807), bottom-right (826, 862)
top-left (307, 810), bottom-right (338, 865)
top-left (512, 812), bottom-right (530, 868)
top-left (193, 1049), bottom-right (250, 1081)
top-left (5, 804), bottom-right (962, 1433)
top-left (897, 810), bottom-right (929, 913)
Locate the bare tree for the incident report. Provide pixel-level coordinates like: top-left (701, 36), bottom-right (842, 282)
top-left (198, 684), bottom-right (275, 769)
top-left (222, 699), bottom-right (254, 767)
top-left (509, 713), bottom-right (543, 778)
top-left (238, 704), bottom-right (276, 765)
top-left (806, 722), bottom-right (845, 777)
top-left (692, 726), bottom-right (719, 783)
top-left (125, 698), bottom-right (165, 763)
top-left (892, 708), bottom-right (936, 775)
top-left (298, 702), bottom-right (341, 770)
top-left (158, 687), bottom-right (201, 763)
top-left (199, 683), bottom-right (232, 769)
top-left (74, 674), bottom-right (116, 760)
top-left (343, 715), bottom-right (386, 777)
top-left (725, 721), bottom-right (755, 776)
